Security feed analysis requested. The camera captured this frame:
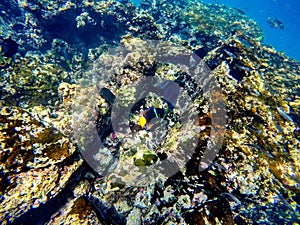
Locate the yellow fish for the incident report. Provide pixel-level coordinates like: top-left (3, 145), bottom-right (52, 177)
top-left (139, 116), bottom-right (147, 127)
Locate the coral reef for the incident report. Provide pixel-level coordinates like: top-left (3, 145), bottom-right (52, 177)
top-left (0, 106), bottom-right (83, 224)
top-left (0, 0), bottom-right (299, 224)
top-left (0, 53), bottom-right (69, 107)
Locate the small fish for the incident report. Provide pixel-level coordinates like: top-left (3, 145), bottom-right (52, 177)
top-left (237, 35), bottom-right (253, 48)
top-left (274, 122), bottom-right (283, 133)
top-left (139, 107), bottom-right (166, 130)
top-left (267, 17), bottom-right (284, 29)
top-left (275, 190), bottom-right (294, 211)
top-left (246, 125), bottom-right (263, 135)
top-left (248, 88), bottom-right (261, 96)
top-left (222, 193), bottom-right (242, 206)
top-left (60, 46), bottom-right (71, 62)
top-left (211, 161), bottom-right (226, 171)
top-left (244, 143), bottom-right (275, 159)
top-left (277, 107), bottom-right (294, 122)
top-left (236, 65), bottom-right (252, 72)
top-left (244, 143), bottom-right (263, 150)
top-left (99, 88), bottom-right (116, 104)
top-left (235, 8), bottom-right (246, 15)
top-left (142, 107), bottom-right (165, 121)
top-left (223, 49), bottom-right (237, 59)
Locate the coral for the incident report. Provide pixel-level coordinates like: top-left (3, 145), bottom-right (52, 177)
top-left (0, 106), bottom-right (83, 224)
top-left (182, 2), bottom-right (263, 41)
top-left (0, 53), bottom-right (69, 107)
top-left (0, 0), bottom-right (299, 224)
top-left (201, 33), bottom-right (300, 223)
top-left (129, 11), bottom-right (165, 40)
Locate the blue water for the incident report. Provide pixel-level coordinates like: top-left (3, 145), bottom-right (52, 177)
top-left (133, 0), bottom-right (300, 61)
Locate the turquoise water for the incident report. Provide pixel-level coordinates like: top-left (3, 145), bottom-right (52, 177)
top-left (204, 0), bottom-right (300, 61)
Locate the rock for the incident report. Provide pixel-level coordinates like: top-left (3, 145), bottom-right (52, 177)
top-left (0, 0), bottom-right (299, 224)
top-left (0, 106), bottom-right (83, 224)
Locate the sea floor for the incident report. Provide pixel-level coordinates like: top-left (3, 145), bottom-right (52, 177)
top-left (0, 0), bottom-right (299, 224)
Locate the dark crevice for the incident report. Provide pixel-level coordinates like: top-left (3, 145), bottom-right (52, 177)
top-left (84, 195), bottom-right (127, 225)
top-left (10, 163), bottom-right (88, 225)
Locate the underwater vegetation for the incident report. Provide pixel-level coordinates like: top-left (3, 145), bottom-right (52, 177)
top-left (0, 0), bottom-right (299, 224)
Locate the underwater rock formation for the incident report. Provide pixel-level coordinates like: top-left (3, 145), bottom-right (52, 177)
top-left (0, 106), bottom-right (83, 224)
top-left (0, 0), bottom-right (299, 224)
top-left (0, 53), bottom-right (69, 107)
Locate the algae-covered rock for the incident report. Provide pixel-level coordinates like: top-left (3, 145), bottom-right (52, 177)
top-left (0, 106), bottom-right (83, 224)
top-left (0, 0), bottom-right (299, 224)
top-left (0, 54), bottom-right (69, 107)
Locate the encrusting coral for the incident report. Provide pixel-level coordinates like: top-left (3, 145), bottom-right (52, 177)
top-left (0, 0), bottom-right (299, 224)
